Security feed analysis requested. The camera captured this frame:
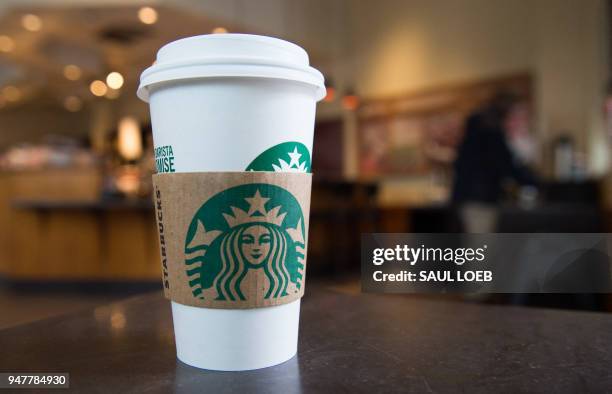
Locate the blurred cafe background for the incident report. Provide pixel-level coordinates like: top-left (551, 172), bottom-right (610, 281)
top-left (1, 0), bottom-right (612, 328)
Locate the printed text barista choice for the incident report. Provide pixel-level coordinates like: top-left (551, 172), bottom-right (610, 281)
top-left (155, 145), bottom-right (175, 173)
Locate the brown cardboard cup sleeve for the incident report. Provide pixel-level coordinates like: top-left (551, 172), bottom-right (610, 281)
top-left (153, 172), bottom-right (312, 309)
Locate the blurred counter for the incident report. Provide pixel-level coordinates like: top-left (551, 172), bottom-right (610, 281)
top-left (1, 170), bottom-right (608, 282)
top-left (0, 169), bottom-right (159, 281)
top-left (0, 174), bottom-right (380, 282)
top-left (405, 203), bottom-right (605, 233)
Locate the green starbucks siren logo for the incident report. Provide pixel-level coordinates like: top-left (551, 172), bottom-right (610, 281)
top-left (184, 184), bottom-right (306, 301)
top-left (246, 141), bottom-right (311, 173)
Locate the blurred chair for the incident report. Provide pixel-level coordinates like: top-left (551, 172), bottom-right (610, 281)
top-left (308, 179), bottom-right (377, 275)
top-left (496, 205), bottom-right (603, 233)
top-left (497, 180), bottom-right (603, 233)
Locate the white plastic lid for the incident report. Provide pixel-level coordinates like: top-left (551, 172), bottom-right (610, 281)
top-left (137, 34), bottom-right (326, 102)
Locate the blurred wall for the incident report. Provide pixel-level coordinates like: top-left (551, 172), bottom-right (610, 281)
top-left (534, 0), bottom-right (608, 175)
top-left (177, 0), bottom-right (350, 120)
top-left (178, 0), bottom-right (348, 85)
top-left (346, 0), bottom-right (609, 175)
top-left (348, 0), bottom-right (533, 96)
top-left (0, 104), bottom-right (90, 147)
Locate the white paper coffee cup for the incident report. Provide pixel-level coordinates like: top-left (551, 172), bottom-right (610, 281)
top-left (138, 34), bottom-right (325, 371)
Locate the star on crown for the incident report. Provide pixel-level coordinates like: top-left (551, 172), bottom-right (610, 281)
top-left (272, 146), bottom-right (308, 172)
top-left (222, 190), bottom-right (287, 228)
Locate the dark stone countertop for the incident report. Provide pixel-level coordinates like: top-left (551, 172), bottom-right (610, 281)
top-left (0, 285), bottom-right (611, 393)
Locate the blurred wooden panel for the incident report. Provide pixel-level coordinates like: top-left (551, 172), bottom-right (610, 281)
top-left (377, 208), bottom-right (411, 233)
top-left (10, 168), bottom-right (102, 202)
top-left (8, 210), bottom-right (39, 277)
top-left (105, 211), bottom-right (159, 280)
top-left (6, 207), bottom-right (159, 281)
top-left (0, 167), bottom-right (161, 281)
top-left (1, 168), bottom-right (101, 279)
top-left (313, 119), bottom-right (344, 178)
top-left (0, 174), bottom-right (10, 274)
top-left (38, 212), bottom-right (101, 279)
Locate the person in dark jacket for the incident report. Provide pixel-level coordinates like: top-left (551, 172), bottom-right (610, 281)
top-left (452, 93), bottom-right (537, 232)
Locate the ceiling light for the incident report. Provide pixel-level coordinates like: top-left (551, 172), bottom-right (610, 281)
top-left (0, 36), bottom-right (15, 52)
top-left (138, 7), bottom-right (158, 25)
top-left (21, 14), bottom-right (42, 32)
top-left (341, 89), bottom-right (359, 111)
top-left (63, 65), bottom-right (82, 81)
top-left (110, 311), bottom-right (127, 330)
top-left (323, 87), bottom-right (336, 102)
top-left (118, 116), bottom-right (143, 161)
top-left (212, 27), bottom-right (228, 34)
top-left (106, 72), bottom-right (124, 90)
top-left (89, 80), bottom-right (107, 97)
top-left (2, 86), bottom-right (21, 102)
top-left (63, 96), bottom-right (82, 112)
